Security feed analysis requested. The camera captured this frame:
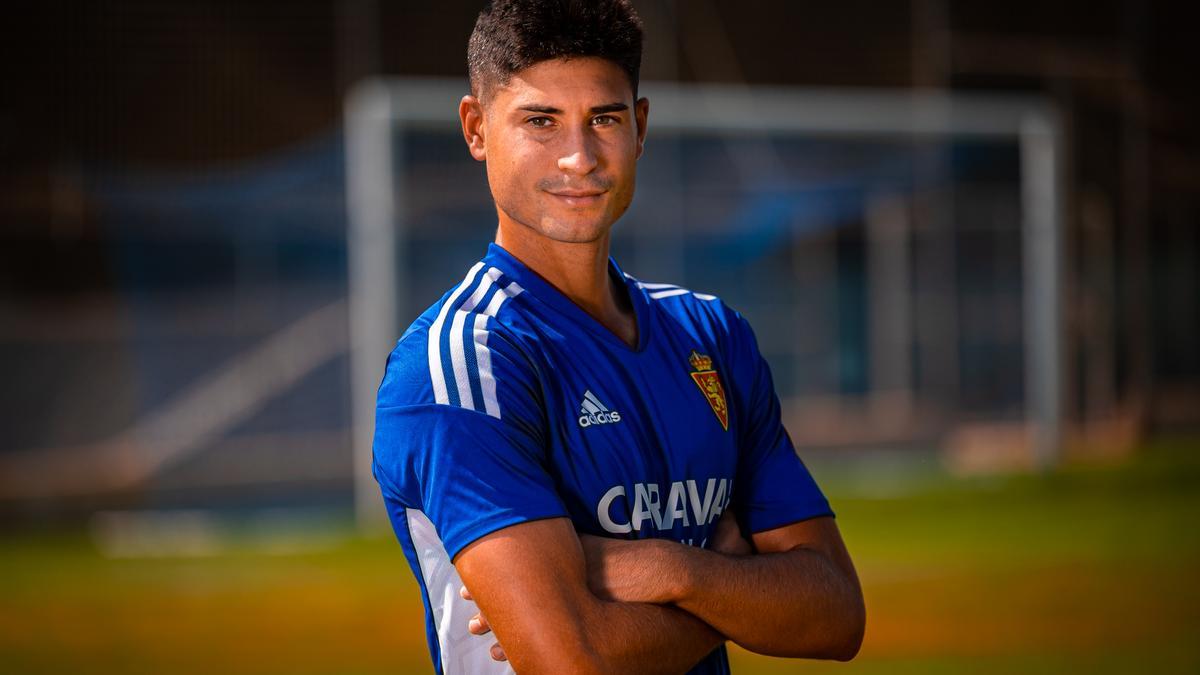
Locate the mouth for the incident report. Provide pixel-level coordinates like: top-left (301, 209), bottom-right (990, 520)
top-left (546, 189), bottom-right (607, 206)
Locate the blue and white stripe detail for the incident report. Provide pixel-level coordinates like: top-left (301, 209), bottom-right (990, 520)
top-left (627, 275), bottom-right (718, 302)
top-left (428, 263), bottom-right (525, 419)
top-left (406, 507), bottom-right (514, 675)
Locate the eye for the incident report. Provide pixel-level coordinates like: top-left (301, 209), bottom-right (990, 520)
top-left (527, 116), bottom-right (554, 128)
top-left (591, 115), bottom-right (618, 126)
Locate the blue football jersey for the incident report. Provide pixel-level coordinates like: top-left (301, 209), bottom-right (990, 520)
top-left (373, 243), bottom-right (833, 674)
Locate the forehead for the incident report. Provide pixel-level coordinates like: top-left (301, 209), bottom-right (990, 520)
top-left (489, 57), bottom-right (634, 110)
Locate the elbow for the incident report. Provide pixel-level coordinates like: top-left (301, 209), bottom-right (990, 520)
top-left (793, 592), bottom-right (864, 662)
top-left (506, 632), bottom-right (609, 675)
top-left (755, 597), bottom-right (865, 661)
top-left (524, 656), bottom-right (607, 675)
top-left (556, 646), bottom-right (609, 675)
top-left (829, 595), bottom-right (866, 661)
top-left (829, 625), bottom-right (864, 662)
top-left (510, 649), bottom-right (606, 675)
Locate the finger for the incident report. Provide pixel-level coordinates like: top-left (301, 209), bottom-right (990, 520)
top-left (468, 612), bottom-right (492, 635)
top-left (459, 585), bottom-right (473, 601)
top-left (490, 642), bottom-right (507, 661)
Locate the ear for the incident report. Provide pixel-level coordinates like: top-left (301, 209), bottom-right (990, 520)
top-left (634, 97), bottom-right (650, 160)
top-left (460, 95), bottom-right (487, 162)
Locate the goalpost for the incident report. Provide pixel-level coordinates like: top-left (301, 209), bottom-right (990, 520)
top-left (345, 79), bottom-right (1063, 529)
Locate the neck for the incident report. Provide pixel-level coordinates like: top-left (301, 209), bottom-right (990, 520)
top-left (495, 219), bottom-right (637, 348)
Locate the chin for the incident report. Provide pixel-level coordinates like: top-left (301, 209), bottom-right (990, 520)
top-left (497, 199), bottom-right (615, 244)
top-left (525, 214), bottom-right (603, 243)
top-left (541, 223), bottom-right (610, 244)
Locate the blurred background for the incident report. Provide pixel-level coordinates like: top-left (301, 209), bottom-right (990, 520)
top-left (1, 1), bottom-right (1197, 673)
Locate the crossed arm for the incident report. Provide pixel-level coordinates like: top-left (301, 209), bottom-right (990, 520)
top-left (454, 517), bottom-right (724, 674)
top-left (453, 513), bottom-right (865, 673)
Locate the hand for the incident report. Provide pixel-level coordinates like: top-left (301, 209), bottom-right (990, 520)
top-left (709, 510), bottom-right (753, 556)
top-left (460, 585), bottom-right (506, 662)
top-left (578, 534), bottom-right (675, 605)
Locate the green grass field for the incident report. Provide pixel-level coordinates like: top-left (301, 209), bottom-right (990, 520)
top-left (3, 438), bottom-right (1198, 674)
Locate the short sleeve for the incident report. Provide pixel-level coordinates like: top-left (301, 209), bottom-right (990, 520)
top-left (372, 324), bottom-right (567, 561)
top-left (725, 310), bottom-right (834, 533)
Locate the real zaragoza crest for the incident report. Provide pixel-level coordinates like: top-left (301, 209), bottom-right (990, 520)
top-left (688, 350), bottom-right (729, 431)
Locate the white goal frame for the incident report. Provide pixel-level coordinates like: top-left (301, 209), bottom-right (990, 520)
top-left (345, 78), bottom-right (1064, 529)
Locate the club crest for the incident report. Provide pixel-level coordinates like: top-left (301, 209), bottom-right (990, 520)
top-left (688, 350), bottom-right (729, 431)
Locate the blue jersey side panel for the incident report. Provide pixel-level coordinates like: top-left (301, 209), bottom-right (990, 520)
top-left (373, 243), bottom-right (831, 675)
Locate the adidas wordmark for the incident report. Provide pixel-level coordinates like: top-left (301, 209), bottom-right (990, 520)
top-left (578, 390), bottom-right (622, 427)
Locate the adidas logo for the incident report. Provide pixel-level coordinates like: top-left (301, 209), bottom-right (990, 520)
top-left (578, 390), bottom-right (622, 428)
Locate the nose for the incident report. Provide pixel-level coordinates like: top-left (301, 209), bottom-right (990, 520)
top-left (557, 128), bottom-right (599, 175)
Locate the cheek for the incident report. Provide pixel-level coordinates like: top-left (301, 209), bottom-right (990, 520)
top-left (487, 145), bottom-right (544, 217)
top-left (610, 137), bottom-right (639, 172)
top-left (496, 143), bottom-right (540, 184)
top-left (486, 144), bottom-right (525, 188)
top-left (609, 144), bottom-right (638, 189)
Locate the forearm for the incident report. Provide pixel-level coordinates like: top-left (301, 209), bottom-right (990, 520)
top-left (576, 596), bottom-right (724, 674)
top-left (666, 544), bottom-right (863, 659)
top-left (457, 516), bottom-right (726, 675)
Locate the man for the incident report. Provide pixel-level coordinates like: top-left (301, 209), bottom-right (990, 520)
top-left (372, 1), bottom-right (865, 673)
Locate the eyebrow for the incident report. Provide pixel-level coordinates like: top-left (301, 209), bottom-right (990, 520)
top-left (516, 102), bottom-right (629, 115)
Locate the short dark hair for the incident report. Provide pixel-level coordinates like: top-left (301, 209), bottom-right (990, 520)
top-left (467, 0), bottom-right (644, 102)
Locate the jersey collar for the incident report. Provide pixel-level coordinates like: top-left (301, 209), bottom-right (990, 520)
top-left (484, 242), bottom-right (651, 353)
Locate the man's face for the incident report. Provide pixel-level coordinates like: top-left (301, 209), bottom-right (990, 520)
top-left (461, 57), bottom-right (649, 244)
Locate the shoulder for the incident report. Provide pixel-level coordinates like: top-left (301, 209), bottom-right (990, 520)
top-left (627, 273), bottom-right (747, 343)
top-left (629, 274), bottom-right (768, 388)
top-left (378, 261), bottom-right (539, 419)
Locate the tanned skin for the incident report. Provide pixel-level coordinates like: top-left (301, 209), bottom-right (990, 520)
top-left (453, 56), bottom-right (865, 673)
